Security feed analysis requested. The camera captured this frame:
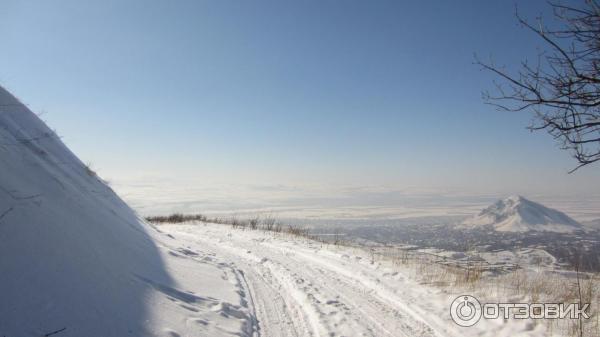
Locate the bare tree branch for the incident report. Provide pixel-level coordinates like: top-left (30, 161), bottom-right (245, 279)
top-left (44, 327), bottom-right (67, 337)
top-left (479, 1), bottom-right (600, 172)
top-left (0, 207), bottom-right (14, 224)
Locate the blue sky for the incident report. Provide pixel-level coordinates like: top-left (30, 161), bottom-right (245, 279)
top-left (1, 0), bottom-right (599, 200)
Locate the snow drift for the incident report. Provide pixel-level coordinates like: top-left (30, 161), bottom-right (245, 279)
top-left (461, 195), bottom-right (582, 233)
top-left (0, 86), bottom-right (173, 336)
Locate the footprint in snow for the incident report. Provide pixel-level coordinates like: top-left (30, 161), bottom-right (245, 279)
top-left (163, 329), bottom-right (181, 337)
top-left (176, 248), bottom-right (199, 256)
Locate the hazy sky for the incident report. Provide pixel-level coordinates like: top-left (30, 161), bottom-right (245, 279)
top-left (1, 0), bottom-right (599, 203)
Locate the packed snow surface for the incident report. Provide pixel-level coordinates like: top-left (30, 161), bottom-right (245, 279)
top-left (155, 222), bottom-right (552, 337)
top-left (461, 195), bottom-right (582, 233)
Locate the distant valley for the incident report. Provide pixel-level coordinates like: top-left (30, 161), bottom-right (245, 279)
top-left (311, 196), bottom-right (600, 271)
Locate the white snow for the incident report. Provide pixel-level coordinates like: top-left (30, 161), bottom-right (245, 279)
top-left (0, 87), bottom-right (253, 336)
top-left (153, 222), bottom-right (556, 337)
top-left (460, 195), bottom-right (583, 233)
top-left (0, 86), bottom-right (583, 337)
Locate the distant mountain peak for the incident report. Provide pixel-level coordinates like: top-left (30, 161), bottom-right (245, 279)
top-left (463, 195), bottom-right (582, 233)
top-left (506, 195), bottom-right (525, 202)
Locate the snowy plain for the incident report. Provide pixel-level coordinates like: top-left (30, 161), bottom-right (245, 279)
top-left (106, 174), bottom-right (600, 224)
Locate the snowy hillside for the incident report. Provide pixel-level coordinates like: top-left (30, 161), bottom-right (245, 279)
top-left (0, 87), bottom-right (254, 337)
top-left (461, 195), bottom-right (582, 233)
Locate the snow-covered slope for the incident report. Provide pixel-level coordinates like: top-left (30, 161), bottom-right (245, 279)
top-left (0, 87), bottom-right (179, 336)
top-left (461, 195), bottom-right (582, 233)
top-left (1, 86), bottom-right (265, 337)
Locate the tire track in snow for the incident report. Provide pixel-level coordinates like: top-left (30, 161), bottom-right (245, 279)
top-left (164, 229), bottom-right (316, 337)
top-left (165, 225), bottom-right (452, 337)
top-left (259, 242), bottom-right (438, 337)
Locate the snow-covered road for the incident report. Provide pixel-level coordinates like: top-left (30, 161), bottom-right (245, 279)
top-left (150, 223), bottom-right (545, 337)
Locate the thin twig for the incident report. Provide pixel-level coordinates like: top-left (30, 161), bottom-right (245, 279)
top-left (0, 207), bottom-right (13, 223)
top-left (44, 327), bottom-right (66, 337)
